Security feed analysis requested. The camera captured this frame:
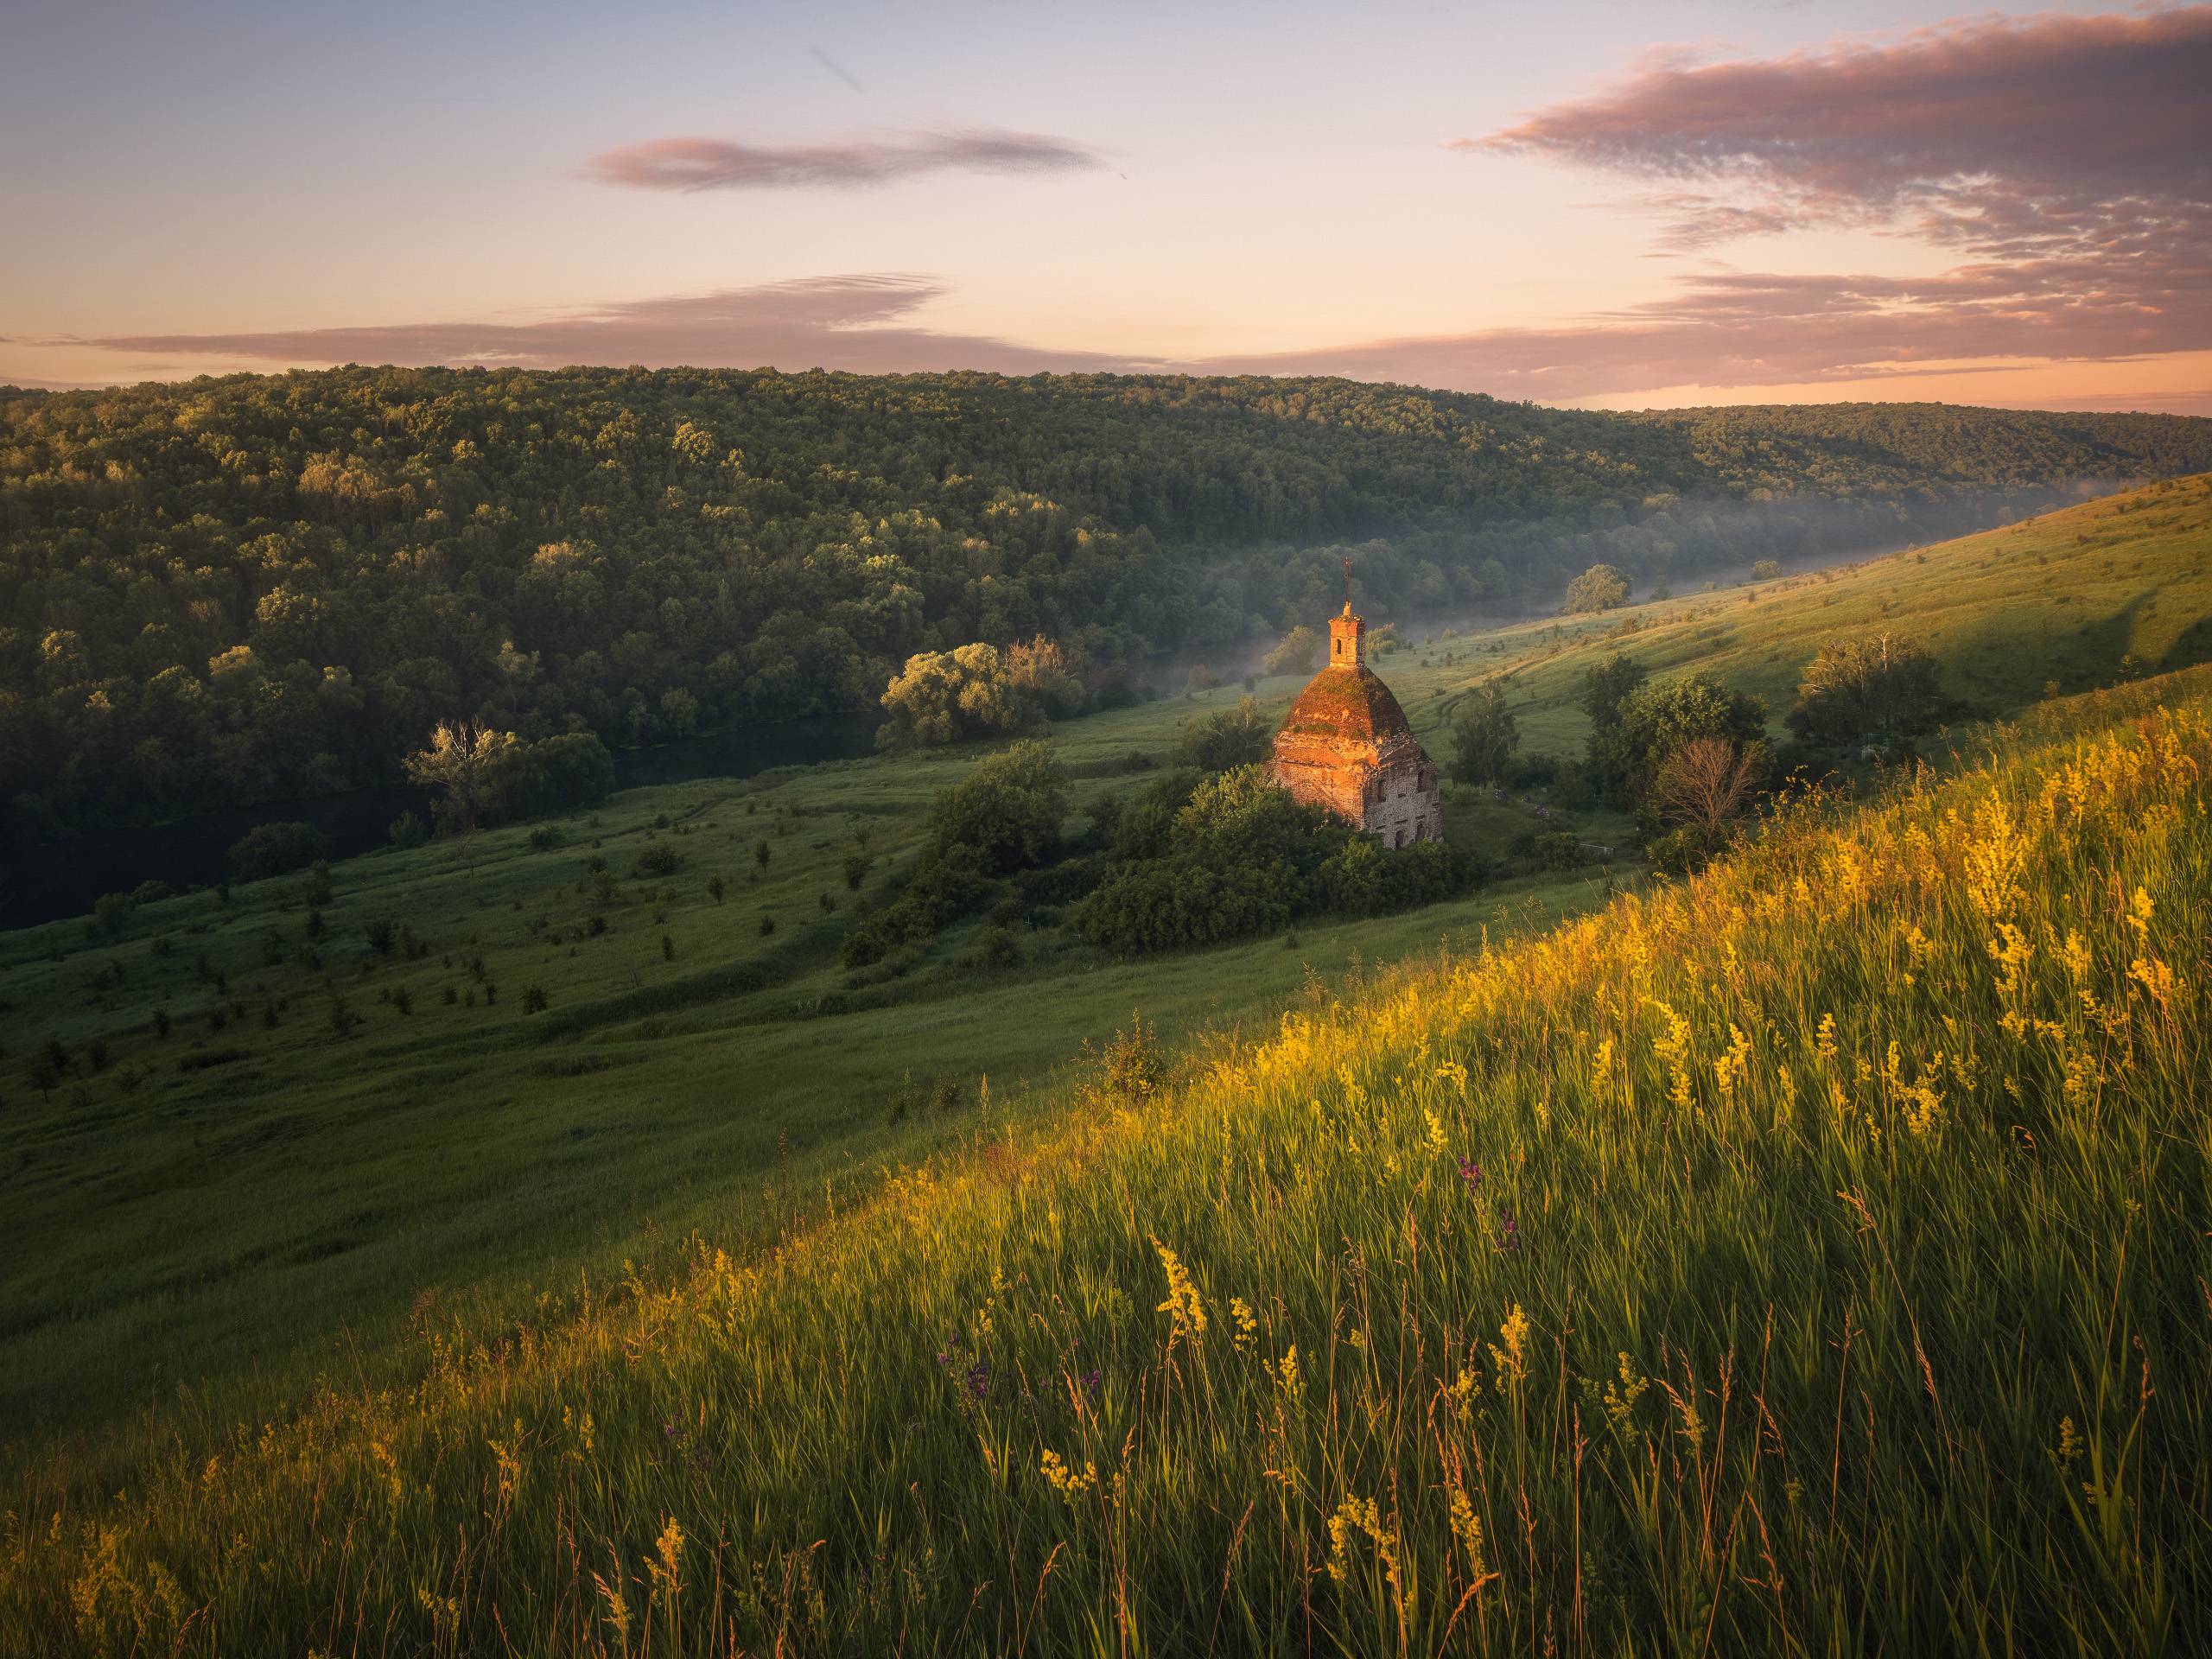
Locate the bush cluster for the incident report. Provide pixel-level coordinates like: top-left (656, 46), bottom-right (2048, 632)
top-left (1074, 765), bottom-right (1476, 953)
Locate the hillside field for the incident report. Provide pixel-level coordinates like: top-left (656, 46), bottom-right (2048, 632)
top-left (5, 663), bottom-right (2207, 1655)
top-left (0, 670), bottom-right (1633, 1471)
top-left (1450, 470), bottom-right (2212, 758)
top-left (3, 477), bottom-right (2209, 1653)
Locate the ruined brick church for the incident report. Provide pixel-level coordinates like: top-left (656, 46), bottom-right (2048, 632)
top-left (1270, 602), bottom-right (1443, 846)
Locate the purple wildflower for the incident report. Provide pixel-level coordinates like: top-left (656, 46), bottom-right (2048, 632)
top-left (1456, 1157), bottom-right (1482, 1192)
top-left (1080, 1368), bottom-right (1102, 1399)
top-left (1497, 1205), bottom-right (1522, 1251)
top-left (964, 1358), bottom-right (991, 1402)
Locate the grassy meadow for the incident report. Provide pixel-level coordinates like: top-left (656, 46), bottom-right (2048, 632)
top-left (6, 661), bottom-right (2207, 1656)
top-left (3, 476), bottom-right (2209, 1652)
top-left (0, 666), bottom-right (1630, 1477)
top-left (1436, 469), bottom-right (2212, 758)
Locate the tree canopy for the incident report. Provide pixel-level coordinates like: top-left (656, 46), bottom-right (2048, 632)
top-left (1785, 632), bottom-right (1945, 745)
top-left (5, 365), bottom-right (2202, 840)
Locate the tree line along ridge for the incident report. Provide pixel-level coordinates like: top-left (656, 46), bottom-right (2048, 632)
top-left (3, 365), bottom-right (2205, 842)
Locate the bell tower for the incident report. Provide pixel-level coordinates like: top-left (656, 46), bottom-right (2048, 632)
top-left (1328, 604), bottom-right (1364, 669)
top-left (1327, 553), bottom-right (1363, 668)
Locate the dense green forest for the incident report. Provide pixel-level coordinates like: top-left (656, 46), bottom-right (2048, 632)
top-left (4, 365), bottom-right (2206, 841)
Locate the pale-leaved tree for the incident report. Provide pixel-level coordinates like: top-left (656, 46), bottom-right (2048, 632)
top-left (403, 720), bottom-right (519, 874)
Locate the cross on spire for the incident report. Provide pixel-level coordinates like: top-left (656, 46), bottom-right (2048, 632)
top-left (1342, 555), bottom-right (1351, 610)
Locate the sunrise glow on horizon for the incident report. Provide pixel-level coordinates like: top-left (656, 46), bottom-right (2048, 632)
top-left (4, 0), bottom-right (2208, 414)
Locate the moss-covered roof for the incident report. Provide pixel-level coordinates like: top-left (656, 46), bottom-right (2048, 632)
top-left (1281, 664), bottom-right (1414, 741)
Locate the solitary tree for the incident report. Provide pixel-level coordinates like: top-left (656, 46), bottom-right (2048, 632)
top-left (1262, 626), bottom-right (1321, 677)
top-left (1786, 632), bottom-right (1943, 746)
top-left (1447, 683), bottom-right (1520, 785)
top-left (1561, 564), bottom-right (1631, 614)
top-left (403, 720), bottom-right (518, 875)
top-left (1647, 735), bottom-right (1764, 838)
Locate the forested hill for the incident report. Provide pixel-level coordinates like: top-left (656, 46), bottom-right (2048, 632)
top-left (3, 365), bottom-right (2207, 840)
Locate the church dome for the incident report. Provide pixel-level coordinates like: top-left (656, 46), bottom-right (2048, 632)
top-left (1279, 664), bottom-right (1414, 746)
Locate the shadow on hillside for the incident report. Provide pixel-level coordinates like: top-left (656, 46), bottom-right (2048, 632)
top-left (1941, 588), bottom-right (2203, 705)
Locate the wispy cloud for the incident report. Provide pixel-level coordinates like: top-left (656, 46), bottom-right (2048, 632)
top-left (1429, 6), bottom-right (2212, 388)
top-left (1480, 7), bottom-right (2212, 257)
top-left (47, 12), bottom-right (2212, 409)
top-left (72, 276), bottom-right (1133, 376)
top-left (586, 128), bottom-right (1104, 192)
top-left (808, 46), bottom-right (864, 93)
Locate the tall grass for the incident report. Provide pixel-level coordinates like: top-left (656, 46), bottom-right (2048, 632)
top-left (8, 692), bottom-right (2208, 1655)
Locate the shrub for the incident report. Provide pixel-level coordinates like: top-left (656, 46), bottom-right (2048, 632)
top-left (389, 810), bottom-right (429, 849)
top-left (1086, 666), bottom-right (1154, 710)
top-left (130, 880), bottom-right (172, 906)
top-left (1535, 830), bottom-right (1584, 871)
top-left (365, 918), bottom-right (395, 955)
top-left (975, 926), bottom-right (1023, 969)
top-left (92, 892), bottom-right (135, 939)
top-left (1092, 1015), bottom-right (1165, 1103)
top-left (1647, 735), bottom-right (1764, 838)
top-left (229, 822), bottom-right (330, 882)
top-left (632, 842), bottom-right (679, 878)
top-left (301, 860), bottom-right (333, 906)
top-left (1751, 559), bottom-right (1782, 581)
top-left (922, 740), bottom-right (1071, 872)
top-left (1645, 822), bottom-right (1729, 877)
top-left (1447, 684), bottom-right (1519, 785)
top-left (1077, 858), bottom-right (1294, 953)
top-left (1174, 696), bottom-right (1274, 772)
top-left (841, 844), bottom-right (995, 968)
top-left (1262, 626), bottom-right (1321, 677)
top-left (842, 853), bottom-right (871, 890)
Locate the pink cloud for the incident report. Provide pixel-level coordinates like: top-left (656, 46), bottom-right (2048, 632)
top-left (75, 276), bottom-right (1134, 377)
top-left (586, 129), bottom-right (1103, 191)
top-left (46, 13), bottom-right (2212, 409)
top-left (1479, 7), bottom-right (2212, 259)
top-left (1379, 6), bottom-right (2212, 395)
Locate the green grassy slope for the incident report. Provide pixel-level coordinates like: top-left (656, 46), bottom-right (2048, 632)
top-left (0, 682), bottom-right (1624, 1472)
top-left (8, 664), bottom-right (2206, 1654)
top-left (1409, 469), bottom-right (2212, 757)
top-left (5, 474), bottom-right (2207, 1491)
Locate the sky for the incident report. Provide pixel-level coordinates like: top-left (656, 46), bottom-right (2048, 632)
top-left (3, 0), bottom-right (2208, 413)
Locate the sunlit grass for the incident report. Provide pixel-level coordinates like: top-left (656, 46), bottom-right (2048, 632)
top-left (9, 669), bottom-right (2206, 1653)
top-left (0, 673), bottom-right (1618, 1491)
